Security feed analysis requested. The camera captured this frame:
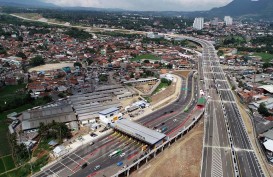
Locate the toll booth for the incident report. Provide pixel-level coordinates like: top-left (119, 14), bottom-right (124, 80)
top-left (112, 119), bottom-right (167, 148)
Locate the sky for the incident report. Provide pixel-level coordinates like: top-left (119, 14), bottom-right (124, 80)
top-left (44, 0), bottom-right (233, 11)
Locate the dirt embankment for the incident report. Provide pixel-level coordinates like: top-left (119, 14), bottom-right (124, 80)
top-left (132, 118), bottom-right (204, 177)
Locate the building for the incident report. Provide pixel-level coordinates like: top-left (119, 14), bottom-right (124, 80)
top-left (260, 129), bottom-right (273, 162)
top-left (224, 16), bottom-right (233, 26)
top-left (99, 107), bottom-right (121, 125)
top-left (193, 17), bottom-right (204, 30)
top-left (21, 102), bottom-right (77, 131)
top-left (211, 17), bottom-right (219, 26)
top-left (123, 77), bottom-right (158, 85)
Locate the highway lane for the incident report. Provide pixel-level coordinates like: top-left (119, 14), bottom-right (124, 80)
top-left (196, 38), bottom-right (264, 177)
top-left (201, 62), bottom-right (233, 177)
top-left (137, 73), bottom-right (192, 125)
top-left (224, 102), bottom-right (264, 177)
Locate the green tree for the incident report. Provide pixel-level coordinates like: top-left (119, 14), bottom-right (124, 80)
top-left (74, 62), bottom-right (82, 68)
top-left (30, 56), bottom-right (45, 67)
top-left (16, 51), bottom-right (27, 59)
top-left (217, 50), bottom-right (224, 56)
top-left (258, 103), bottom-right (270, 117)
top-left (263, 62), bottom-right (271, 69)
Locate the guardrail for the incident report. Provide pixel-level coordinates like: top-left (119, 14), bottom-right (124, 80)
top-left (111, 109), bottom-right (204, 177)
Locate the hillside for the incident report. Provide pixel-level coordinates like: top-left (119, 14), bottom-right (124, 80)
top-left (209, 0), bottom-right (273, 19)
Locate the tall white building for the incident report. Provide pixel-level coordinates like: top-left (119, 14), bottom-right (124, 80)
top-left (224, 16), bottom-right (233, 26)
top-left (193, 17), bottom-right (204, 30)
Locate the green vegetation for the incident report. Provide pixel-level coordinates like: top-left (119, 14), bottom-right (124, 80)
top-left (258, 103), bottom-right (271, 117)
top-left (222, 35), bottom-right (246, 46)
top-left (152, 78), bottom-right (172, 95)
top-left (131, 54), bottom-right (161, 61)
top-left (0, 84), bottom-right (52, 157)
top-left (96, 31), bottom-right (141, 39)
top-left (2, 155), bottom-right (15, 171)
top-left (29, 56), bottom-right (45, 67)
top-left (65, 28), bottom-right (92, 40)
top-left (217, 50), bottom-right (224, 56)
top-left (99, 74), bottom-right (108, 82)
top-left (39, 121), bottom-right (72, 144)
top-left (0, 159), bottom-right (5, 174)
top-left (253, 53), bottom-right (273, 62)
top-left (73, 62), bottom-right (82, 68)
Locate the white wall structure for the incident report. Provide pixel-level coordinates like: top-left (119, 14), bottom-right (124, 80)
top-left (99, 107), bottom-right (120, 125)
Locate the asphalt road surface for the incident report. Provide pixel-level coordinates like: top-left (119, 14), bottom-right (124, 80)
top-left (195, 38), bottom-right (265, 177)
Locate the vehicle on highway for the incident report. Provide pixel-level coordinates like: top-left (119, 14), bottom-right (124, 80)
top-left (117, 161), bottom-right (123, 166)
top-left (173, 119), bottom-right (177, 122)
top-left (90, 133), bottom-right (98, 137)
top-left (81, 163), bottom-right (88, 169)
top-left (89, 142), bottom-right (94, 146)
top-left (120, 153), bottom-right (126, 157)
top-left (94, 165), bottom-right (101, 171)
top-left (109, 149), bottom-right (122, 158)
top-left (169, 110), bottom-right (174, 113)
top-left (161, 122), bottom-right (165, 125)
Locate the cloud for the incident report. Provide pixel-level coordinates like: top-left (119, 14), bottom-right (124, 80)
top-left (44, 0), bottom-right (232, 11)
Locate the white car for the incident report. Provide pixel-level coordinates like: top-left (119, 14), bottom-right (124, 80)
top-left (120, 153), bottom-right (126, 157)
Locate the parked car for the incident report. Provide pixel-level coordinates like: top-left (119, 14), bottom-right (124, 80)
top-left (120, 153), bottom-right (126, 157)
top-left (117, 161), bottom-right (123, 166)
top-left (94, 165), bottom-right (101, 171)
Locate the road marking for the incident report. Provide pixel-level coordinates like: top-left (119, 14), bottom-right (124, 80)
top-left (211, 101), bottom-right (224, 177)
top-left (68, 156), bottom-right (80, 165)
top-left (60, 162), bottom-right (74, 172)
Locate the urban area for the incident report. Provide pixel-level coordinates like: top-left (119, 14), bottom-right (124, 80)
top-left (0, 0), bottom-right (273, 177)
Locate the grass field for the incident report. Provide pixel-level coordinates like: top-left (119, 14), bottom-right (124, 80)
top-left (0, 159), bottom-right (5, 174)
top-left (152, 82), bottom-right (170, 95)
top-left (0, 84), bottom-right (26, 105)
top-left (131, 54), bottom-right (161, 61)
top-left (253, 52), bottom-right (273, 62)
top-left (2, 156), bottom-right (15, 171)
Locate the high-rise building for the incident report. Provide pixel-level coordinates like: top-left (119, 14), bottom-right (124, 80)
top-left (224, 16), bottom-right (233, 26)
top-left (193, 17), bottom-right (204, 30)
top-left (211, 18), bottom-right (219, 26)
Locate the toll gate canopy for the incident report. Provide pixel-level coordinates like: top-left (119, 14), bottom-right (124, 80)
top-left (112, 119), bottom-right (166, 146)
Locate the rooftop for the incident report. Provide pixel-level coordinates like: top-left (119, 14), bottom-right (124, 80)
top-left (99, 107), bottom-right (119, 115)
top-left (113, 119), bottom-right (166, 145)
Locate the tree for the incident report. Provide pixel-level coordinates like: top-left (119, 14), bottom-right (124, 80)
top-left (16, 52), bottom-right (27, 59)
top-left (30, 56), bottom-right (45, 67)
top-left (258, 103), bottom-right (270, 117)
top-left (217, 50), bottom-right (224, 56)
top-left (73, 62), bottom-right (82, 68)
top-left (263, 62), bottom-right (271, 69)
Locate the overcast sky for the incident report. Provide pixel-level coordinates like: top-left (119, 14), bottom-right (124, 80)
top-left (44, 0), bottom-right (232, 11)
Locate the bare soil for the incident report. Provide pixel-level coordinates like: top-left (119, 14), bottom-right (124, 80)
top-left (151, 83), bottom-right (175, 105)
top-left (131, 119), bottom-right (204, 177)
top-left (173, 70), bottom-right (191, 78)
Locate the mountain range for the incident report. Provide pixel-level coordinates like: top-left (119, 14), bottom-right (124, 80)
top-left (0, 0), bottom-right (272, 20)
top-left (208, 0), bottom-right (273, 19)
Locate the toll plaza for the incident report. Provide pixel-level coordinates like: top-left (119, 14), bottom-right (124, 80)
top-left (111, 119), bottom-right (167, 148)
